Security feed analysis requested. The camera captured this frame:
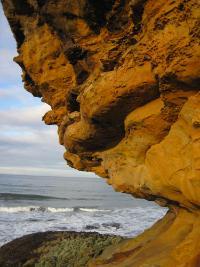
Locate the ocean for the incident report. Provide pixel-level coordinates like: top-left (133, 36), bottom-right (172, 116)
top-left (0, 173), bottom-right (167, 246)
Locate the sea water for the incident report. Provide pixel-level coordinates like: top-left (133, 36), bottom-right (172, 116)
top-left (0, 173), bottom-right (167, 246)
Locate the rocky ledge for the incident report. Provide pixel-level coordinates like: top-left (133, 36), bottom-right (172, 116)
top-left (1, 0), bottom-right (200, 266)
top-left (0, 231), bottom-right (123, 267)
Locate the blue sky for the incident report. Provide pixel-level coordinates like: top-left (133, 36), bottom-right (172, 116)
top-left (0, 4), bottom-right (95, 178)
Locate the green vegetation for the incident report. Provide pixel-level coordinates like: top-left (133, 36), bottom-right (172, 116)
top-left (26, 233), bottom-right (122, 267)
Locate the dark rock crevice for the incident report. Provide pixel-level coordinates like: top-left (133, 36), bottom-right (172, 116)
top-left (84, 0), bottom-right (115, 33)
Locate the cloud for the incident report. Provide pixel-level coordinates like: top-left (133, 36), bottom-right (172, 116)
top-left (0, 85), bottom-right (32, 109)
top-left (0, 104), bottom-right (63, 168)
top-left (0, 104), bottom-right (50, 127)
top-left (0, 100), bottom-right (95, 177)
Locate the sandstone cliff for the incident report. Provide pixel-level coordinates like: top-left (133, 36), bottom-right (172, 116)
top-left (1, 0), bottom-right (200, 266)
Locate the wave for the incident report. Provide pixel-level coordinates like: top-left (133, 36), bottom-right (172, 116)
top-left (0, 206), bottom-right (73, 213)
top-left (0, 206), bottom-right (111, 213)
top-left (0, 205), bottom-right (165, 215)
top-left (0, 193), bottom-right (68, 201)
top-left (0, 207), bottom-right (32, 213)
top-left (0, 193), bottom-right (103, 202)
top-left (79, 208), bottom-right (111, 212)
top-left (47, 207), bottom-right (74, 213)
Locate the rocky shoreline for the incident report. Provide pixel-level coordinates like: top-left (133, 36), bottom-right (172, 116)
top-left (0, 231), bottom-right (123, 267)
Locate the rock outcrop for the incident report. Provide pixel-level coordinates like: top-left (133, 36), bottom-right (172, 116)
top-left (1, 0), bottom-right (200, 266)
top-left (0, 231), bottom-right (122, 266)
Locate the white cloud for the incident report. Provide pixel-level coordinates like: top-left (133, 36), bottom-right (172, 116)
top-left (0, 127), bottom-right (57, 146)
top-left (0, 104), bottom-right (50, 127)
top-left (0, 104), bottom-right (63, 168)
top-left (0, 85), bottom-right (31, 103)
top-left (0, 101), bottom-right (95, 177)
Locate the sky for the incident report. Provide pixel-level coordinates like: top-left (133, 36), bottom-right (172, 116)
top-left (0, 4), bottom-right (95, 178)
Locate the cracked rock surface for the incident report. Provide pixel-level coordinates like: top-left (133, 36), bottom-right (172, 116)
top-left (1, 0), bottom-right (200, 266)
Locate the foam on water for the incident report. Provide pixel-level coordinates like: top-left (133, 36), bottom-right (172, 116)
top-left (0, 206), bottom-right (32, 213)
top-left (0, 206), bottom-right (110, 213)
top-left (0, 206), bottom-right (167, 246)
top-left (79, 208), bottom-right (111, 212)
top-left (0, 206), bottom-right (64, 213)
top-left (47, 207), bottom-right (74, 213)
top-left (0, 174), bottom-right (167, 247)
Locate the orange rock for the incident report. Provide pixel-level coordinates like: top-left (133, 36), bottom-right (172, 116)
top-left (2, 0), bottom-right (200, 266)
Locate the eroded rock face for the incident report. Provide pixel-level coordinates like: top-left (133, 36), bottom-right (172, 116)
top-left (2, 0), bottom-right (200, 266)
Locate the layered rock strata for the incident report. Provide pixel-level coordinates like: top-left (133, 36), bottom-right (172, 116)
top-left (1, 0), bottom-right (200, 266)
